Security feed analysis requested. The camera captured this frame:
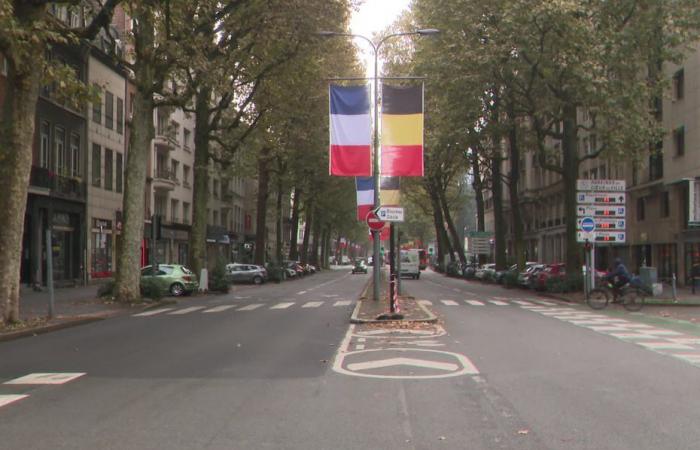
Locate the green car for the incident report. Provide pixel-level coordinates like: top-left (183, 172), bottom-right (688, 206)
top-left (140, 264), bottom-right (199, 297)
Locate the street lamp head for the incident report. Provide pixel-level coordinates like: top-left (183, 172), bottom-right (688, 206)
top-left (417, 28), bottom-right (440, 36)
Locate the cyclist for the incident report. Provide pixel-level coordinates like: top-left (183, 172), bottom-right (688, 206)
top-left (605, 258), bottom-right (631, 301)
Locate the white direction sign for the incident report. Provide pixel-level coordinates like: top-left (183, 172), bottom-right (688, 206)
top-left (376, 206), bottom-right (404, 222)
top-left (577, 231), bottom-right (626, 243)
top-left (577, 191), bottom-right (626, 205)
top-left (577, 205), bottom-right (626, 218)
top-left (577, 179), bottom-right (626, 192)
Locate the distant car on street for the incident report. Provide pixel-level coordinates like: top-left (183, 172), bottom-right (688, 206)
top-left (351, 261), bottom-right (368, 274)
top-left (140, 264), bottom-right (198, 296)
top-left (226, 263), bottom-right (268, 285)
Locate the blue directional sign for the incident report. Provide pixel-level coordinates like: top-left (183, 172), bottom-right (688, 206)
top-left (580, 217), bottom-right (596, 232)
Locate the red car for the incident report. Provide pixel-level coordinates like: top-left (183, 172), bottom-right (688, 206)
top-left (532, 263), bottom-right (566, 291)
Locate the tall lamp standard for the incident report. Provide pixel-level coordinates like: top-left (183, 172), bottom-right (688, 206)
top-left (319, 29), bottom-right (439, 302)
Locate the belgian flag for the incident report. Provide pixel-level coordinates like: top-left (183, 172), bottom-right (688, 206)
top-left (380, 84), bottom-right (423, 177)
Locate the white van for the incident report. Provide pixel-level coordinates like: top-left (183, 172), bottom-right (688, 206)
top-left (400, 249), bottom-right (420, 279)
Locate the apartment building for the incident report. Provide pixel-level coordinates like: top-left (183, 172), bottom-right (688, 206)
top-left (484, 44), bottom-right (700, 285)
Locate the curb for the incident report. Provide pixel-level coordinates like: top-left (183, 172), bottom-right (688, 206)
top-left (0, 316), bottom-right (106, 343)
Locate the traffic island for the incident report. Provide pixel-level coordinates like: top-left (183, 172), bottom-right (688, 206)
top-left (352, 274), bottom-right (437, 324)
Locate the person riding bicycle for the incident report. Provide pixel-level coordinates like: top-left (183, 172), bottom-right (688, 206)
top-left (605, 258), bottom-right (631, 301)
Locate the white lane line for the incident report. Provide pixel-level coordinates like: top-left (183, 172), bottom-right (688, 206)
top-left (4, 373), bottom-right (86, 385)
top-left (418, 300), bottom-right (433, 306)
top-left (203, 305), bottom-right (236, 313)
top-left (639, 342), bottom-right (694, 351)
top-left (347, 358), bottom-right (459, 372)
top-left (234, 296), bottom-right (251, 299)
top-left (237, 303), bottom-right (263, 311)
top-left (488, 300), bottom-right (509, 306)
top-left (672, 354), bottom-right (700, 363)
top-left (133, 308), bottom-right (173, 317)
top-left (644, 329), bottom-right (683, 336)
top-left (297, 290), bottom-right (307, 295)
top-left (466, 300), bottom-right (484, 306)
top-left (620, 323), bottom-right (654, 329)
top-left (270, 302), bottom-right (295, 310)
top-left (334, 300), bottom-right (352, 307)
top-left (168, 306), bottom-right (206, 315)
top-left (0, 395), bottom-right (28, 408)
top-left (302, 301), bottom-right (324, 308)
top-left (452, 288), bottom-right (461, 292)
top-left (440, 300), bottom-right (459, 306)
top-left (668, 338), bottom-right (700, 345)
top-left (609, 333), bottom-right (659, 340)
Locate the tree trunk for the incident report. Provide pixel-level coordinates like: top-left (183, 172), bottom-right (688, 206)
top-left (491, 155), bottom-right (507, 270)
top-left (310, 209), bottom-right (321, 266)
top-left (439, 188), bottom-right (467, 264)
top-left (254, 146), bottom-right (271, 265)
top-left (275, 174), bottom-right (283, 264)
top-left (0, 51), bottom-right (43, 323)
top-left (507, 105), bottom-right (525, 270)
top-left (114, 8), bottom-right (158, 303)
top-left (562, 103), bottom-right (581, 275)
top-left (189, 89), bottom-right (212, 277)
top-left (471, 153), bottom-right (486, 232)
top-left (300, 202), bottom-right (313, 263)
top-left (288, 186), bottom-right (301, 261)
top-left (320, 226), bottom-right (330, 269)
top-left (426, 179), bottom-right (452, 265)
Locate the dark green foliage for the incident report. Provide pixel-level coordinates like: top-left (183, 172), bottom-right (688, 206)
top-left (140, 281), bottom-right (164, 301)
top-left (209, 260), bottom-right (231, 293)
top-left (267, 264), bottom-right (287, 283)
top-left (546, 274), bottom-right (583, 293)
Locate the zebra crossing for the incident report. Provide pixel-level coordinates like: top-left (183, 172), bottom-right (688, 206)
top-left (133, 299), bottom-right (356, 317)
top-left (0, 373), bottom-right (85, 412)
top-left (420, 298), bottom-right (549, 307)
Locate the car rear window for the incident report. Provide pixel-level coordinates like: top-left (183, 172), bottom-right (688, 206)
top-left (160, 266), bottom-right (174, 274)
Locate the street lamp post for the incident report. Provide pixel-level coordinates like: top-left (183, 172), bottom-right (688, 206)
top-left (319, 29), bottom-right (439, 302)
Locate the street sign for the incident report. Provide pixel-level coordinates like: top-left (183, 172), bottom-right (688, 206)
top-left (577, 192), bottom-right (626, 205)
top-left (577, 217), bottom-right (625, 230)
top-left (365, 210), bottom-right (385, 231)
top-left (580, 217), bottom-right (596, 232)
top-left (376, 206), bottom-right (404, 222)
top-left (577, 231), bottom-right (626, 243)
top-left (576, 179), bottom-right (626, 192)
top-left (576, 205), bottom-right (626, 218)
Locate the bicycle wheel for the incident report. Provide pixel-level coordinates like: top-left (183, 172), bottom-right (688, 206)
top-left (586, 288), bottom-right (609, 310)
top-left (622, 288), bottom-right (644, 312)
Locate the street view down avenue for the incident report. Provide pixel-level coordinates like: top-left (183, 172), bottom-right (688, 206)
top-left (4, 0), bottom-right (700, 449)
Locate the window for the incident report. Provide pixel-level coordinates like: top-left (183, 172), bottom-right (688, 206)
top-left (116, 97), bottom-right (124, 134)
top-left (104, 149), bottom-right (113, 191)
top-left (70, 133), bottom-right (80, 177)
top-left (183, 128), bottom-right (191, 150)
top-left (92, 85), bottom-right (102, 124)
top-left (116, 153), bottom-right (123, 193)
top-left (154, 195), bottom-right (167, 217)
top-left (40, 121), bottom-right (50, 168)
top-left (637, 196), bottom-right (646, 221)
top-left (213, 210), bottom-right (219, 225)
top-left (105, 91), bottom-right (114, 130)
top-left (92, 144), bottom-right (101, 187)
top-left (54, 126), bottom-right (66, 175)
top-left (661, 191), bottom-right (670, 218)
top-left (649, 142), bottom-right (663, 181)
top-left (673, 69), bottom-right (684, 100)
top-left (213, 179), bottom-right (219, 198)
top-left (183, 165), bottom-right (191, 187)
top-left (674, 126), bottom-right (685, 156)
top-left (171, 199), bottom-right (179, 222)
top-left (171, 159), bottom-right (179, 181)
top-left (183, 202), bottom-right (190, 224)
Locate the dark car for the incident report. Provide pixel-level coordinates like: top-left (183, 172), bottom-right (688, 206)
top-left (351, 261), bottom-right (368, 274)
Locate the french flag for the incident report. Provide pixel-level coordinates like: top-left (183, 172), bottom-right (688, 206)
top-left (329, 84), bottom-right (372, 176)
top-left (356, 176), bottom-right (374, 221)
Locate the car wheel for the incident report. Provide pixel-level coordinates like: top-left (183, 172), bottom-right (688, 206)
top-left (253, 275), bottom-right (263, 285)
top-left (170, 282), bottom-right (185, 297)
top-left (416, 273), bottom-right (420, 280)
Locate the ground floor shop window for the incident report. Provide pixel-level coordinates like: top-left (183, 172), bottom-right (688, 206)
top-left (656, 243), bottom-right (677, 280)
top-left (91, 231), bottom-right (112, 278)
top-left (178, 243), bottom-right (189, 265)
top-left (685, 243), bottom-right (700, 284)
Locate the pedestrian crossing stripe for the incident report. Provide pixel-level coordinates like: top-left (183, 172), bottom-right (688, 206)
top-left (0, 395), bottom-right (28, 408)
top-left (168, 306), bottom-right (205, 315)
top-left (134, 308), bottom-right (174, 317)
top-left (334, 300), bottom-right (352, 306)
top-left (237, 303), bottom-right (263, 311)
top-left (640, 342), bottom-right (694, 350)
top-left (440, 300), bottom-right (459, 306)
top-left (465, 300), bottom-right (484, 306)
top-left (270, 302), bottom-right (295, 309)
top-left (4, 373), bottom-right (86, 385)
top-left (418, 300), bottom-right (432, 306)
top-left (302, 301), bottom-right (324, 308)
top-left (203, 305), bottom-right (236, 313)
top-left (488, 300), bottom-right (508, 306)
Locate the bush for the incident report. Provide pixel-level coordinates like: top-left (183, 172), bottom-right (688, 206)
top-left (446, 261), bottom-right (461, 277)
top-left (98, 281), bottom-right (115, 298)
top-left (546, 274), bottom-right (583, 293)
top-left (267, 264), bottom-right (287, 283)
top-left (140, 280), bottom-right (164, 300)
top-left (482, 271), bottom-right (495, 283)
top-left (209, 259), bottom-right (231, 293)
top-left (503, 271), bottom-right (519, 288)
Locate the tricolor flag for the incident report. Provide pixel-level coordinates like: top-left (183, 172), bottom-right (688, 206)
top-left (356, 176), bottom-right (374, 221)
top-left (380, 84), bottom-right (424, 176)
top-left (379, 176), bottom-right (400, 206)
top-left (329, 84), bottom-right (372, 176)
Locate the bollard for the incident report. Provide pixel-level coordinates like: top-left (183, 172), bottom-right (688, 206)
top-left (672, 273), bottom-right (677, 301)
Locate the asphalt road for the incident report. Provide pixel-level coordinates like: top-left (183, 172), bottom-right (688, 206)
top-left (1, 267), bottom-right (699, 449)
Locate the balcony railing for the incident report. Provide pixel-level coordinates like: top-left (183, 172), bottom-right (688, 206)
top-left (154, 169), bottom-right (178, 183)
top-left (30, 166), bottom-right (86, 201)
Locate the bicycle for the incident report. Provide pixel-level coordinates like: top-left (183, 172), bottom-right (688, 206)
top-left (586, 281), bottom-right (645, 311)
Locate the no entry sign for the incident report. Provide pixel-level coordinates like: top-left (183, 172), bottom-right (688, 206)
top-left (366, 210), bottom-right (386, 231)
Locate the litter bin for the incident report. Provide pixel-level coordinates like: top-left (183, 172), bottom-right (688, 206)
top-left (639, 266), bottom-right (657, 291)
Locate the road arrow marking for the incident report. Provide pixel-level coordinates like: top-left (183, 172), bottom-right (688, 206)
top-left (347, 357), bottom-right (459, 372)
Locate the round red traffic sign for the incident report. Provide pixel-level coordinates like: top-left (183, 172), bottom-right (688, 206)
top-left (366, 210), bottom-right (385, 231)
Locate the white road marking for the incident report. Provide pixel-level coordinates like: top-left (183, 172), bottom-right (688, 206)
top-left (587, 326), bottom-right (631, 333)
top-left (488, 300), bottom-right (509, 306)
top-left (0, 395), bottom-right (28, 408)
top-left (203, 305), bottom-right (236, 313)
top-left (452, 288), bottom-right (460, 292)
top-left (466, 300), bottom-right (484, 306)
top-left (356, 344), bottom-right (366, 350)
top-left (5, 373), bottom-right (85, 385)
top-left (270, 302), bottom-right (295, 309)
top-left (645, 329), bottom-right (683, 336)
top-left (347, 357), bottom-right (459, 372)
top-left (609, 333), bottom-right (659, 340)
top-left (440, 300), bottom-right (459, 306)
top-left (334, 300), bottom-right (352, 306)
top-left (237, 303), bottom-right (263, 311)
top-left (302, 301), bottom-right (324, 308)
top-left (568, 320), bottom-right (610, 326)
top-left (297, 291), bottom-right (307, 295)
top-left (672, 354), bottom-right (700, 363)
top-left (234, 296), bottom-right (251, 299)
top-left (322, 294), bottom-right (339, 298)
top-left (668, 338), bottom-right (700, 345)
top-left (133, 308), bottom-right (173, 317)
top-left (357, 338), bottom-right (366, 343)
top-left (620, 323), bottom-right (654, 329)
top-left (168, 307), bottom-right (205, 315)
top-left (418, 300), bottom-right (433, 306)
top-left (533, 300), bottom-right (557, 306)
top-left (639, 342), bottom-right (694, 351)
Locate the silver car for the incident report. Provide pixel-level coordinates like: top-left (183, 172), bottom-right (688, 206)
top-left (226, 263), bottom-right (268, 284)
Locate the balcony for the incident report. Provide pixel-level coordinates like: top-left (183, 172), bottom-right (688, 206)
top-left (30, 166), bottom-right (86, 201)
top-left (152, 169), bottom-right (178, 191)
top-left (154, 133), bottom-right (178, 152)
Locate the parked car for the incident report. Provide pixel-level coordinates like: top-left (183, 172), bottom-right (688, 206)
top-left (399, 250), bottom-right (421, 279)
top-left (140, 264), bottom-right (198, 296)
top-left (494, 264), bottom-right (518, 284)
top-left (351, 261), bottom-right (368, 274)
top-left (285, 261), bottom-right (305, 277)
top-left (518, 263), bottom-right (546, 287)
top-left (475, 263), bottom-right (496, 280)
top-left (226, 263), bottom-right (268, 285)
top-left (531, 263), bottom-right (566, 290)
